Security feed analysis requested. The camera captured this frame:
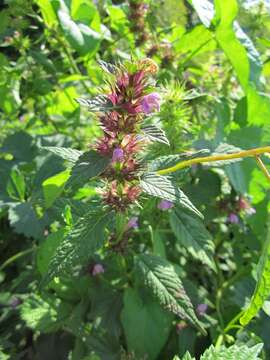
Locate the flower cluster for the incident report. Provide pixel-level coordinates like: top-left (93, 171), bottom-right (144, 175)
top-left (94, 59), bottom-right (160, 211)
top-left (218, 195), bottom-right (256, 225)
top-left (128, 0), bottom-right (149, 46)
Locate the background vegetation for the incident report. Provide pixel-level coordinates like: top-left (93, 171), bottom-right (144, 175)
top-left (1, 0), bottom-right (270, 359)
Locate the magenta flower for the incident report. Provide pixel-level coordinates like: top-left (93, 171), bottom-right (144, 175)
top-left (227, 213), bottom-right (239, 224)
top-left (127, 216), bottom-right (139, 229)
top-left (112, 147), bottom-right (124, 163)
top-left (158, 199), bottom-right (174, 211)
top-left (196, 303), bottom-right (208, 316)
top-left (141, 92), bottom-right (161, 114)
top-left (92, 263), bottom-right (105, 276)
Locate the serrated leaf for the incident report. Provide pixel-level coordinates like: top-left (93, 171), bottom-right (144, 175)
top-left (8, 202), bottom-right (43, 239)
top-left (142, 125), bottom-right (170, 145)
top-left (41, 146), bottom-right (83, 163)
top-left (150, 150), bottom-right (210, 172)
top-left (136, 254), bottom-right (206, 335)
top-left (76, 95), bottom-right (114, 112)
top-left (21, 293), bottom-right (71, 333)
top-left (170, 207), bottom-right (215, 271)
top-left (240, 219), bottom-right (270, 326)
top-left (37, 229), bottom-right (66, 275)
top-left (204, 143), bottom-right (243, 167)
top-left (121, 288), bottom-right (172, 360)
top-left (200, 344), bottom-right (263, 360)
top-left (42, 211), bottom-right (112, 286)
top-left (140, 173), bottom-right (203, 218)
top-left (66, 150), bottom-right (110, 189)
top-left (98, 60), bottom-right (118, 74)
top-left (180, 352), bottom-right (195, 360)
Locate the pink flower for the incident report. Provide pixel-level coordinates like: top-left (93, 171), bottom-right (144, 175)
top-left (127, 217), bottom-right (139, 229)
top-left (112, 147), bottom-right (124, 163)
top-left (92, 264), bottom-right (105, 276)
top-left (197, 303), bottom-right (208, 316)
top-left (158, 199), bottom-right (174, 211)
top-left (141, 92), bottom-right (161, 114)
top-left (227, 213), bottom-right (239, 224)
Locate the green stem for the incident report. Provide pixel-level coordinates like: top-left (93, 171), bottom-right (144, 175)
top-left (0, 247), bottom-right (36, 272)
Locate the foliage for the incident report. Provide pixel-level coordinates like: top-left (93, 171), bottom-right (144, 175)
top-left (1, 0), bottom-right (270, 359)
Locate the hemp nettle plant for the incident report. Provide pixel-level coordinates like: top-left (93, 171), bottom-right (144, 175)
top-left (40, 58), bottom-right (270, 359)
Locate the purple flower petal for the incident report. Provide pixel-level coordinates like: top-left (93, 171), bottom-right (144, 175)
top-left (197, 303), bottom-right (208, 316)
top-left (92, 264), bottom-right (105, 276)
top-left (158, 199), bottom-right (174, 211)
top-left (127, 217), bottom-right (139, 229)
top-left (227, 213), bottom-right (239, 224)
top-left (112, 147), bottom-right (124, 163)
top-left (141, 92), bottom-right (161, 114)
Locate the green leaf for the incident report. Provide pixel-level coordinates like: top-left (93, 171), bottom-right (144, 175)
top-left (36, 0), bottom-right (57, 27)
top-left (180, 352), bottom-right (195, 360)
top-left (142, 125), bottom-right (170, 146)
top-left (136, 254), bottom-right (206, 335)
top-left (175, 25), bottom-right (215, 57)
top-left (240, 219), bottom-right (270, 326)
top-left (8, 203), bottom-right (43, 239)
top-left (121, 288), bottom-right (172, 360)
top-left (21, 293), bottom-right (71, 333)
top-left (37, 229), bottom-right (66, 275)
top-left (200, 344), bottom-right (263, 360)
top-left (149, 150), bottom-right (210, 172)
top-left (67, 150), bottom-right (110, 189)
top-left (41, 146), bottom-right (83, 163)
top-left (54, 0), bottom-right (101, 57)
top-left (42, 211), bottom-right (112, 286)
top-left (42, 169), bottom-right (71, 208)
top-left (7, 168), bottom-right (26, 201)
top-left (170, 207), bottom-right (215, 271)
top-left (0, 131), bottom-right (36, 162)
top-left (209, 143), bottom-right (243, 167)
top-left (140, 173), bottom-right (203, 218)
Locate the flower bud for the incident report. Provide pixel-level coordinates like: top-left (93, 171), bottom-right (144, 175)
top-left (112, 147), bottom-right (125, 163)
top-left (227, 213), bottom-right (239, 224)
top-left (92, 263), bottom-right (105, 276)
top-left (127, 217), bottom-right (139, 229)
top-left (158, 199), bottom-right (174, 211)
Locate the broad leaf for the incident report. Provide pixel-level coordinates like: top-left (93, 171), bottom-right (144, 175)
top-left (41, 146), bottom-right (83, 163)
top-left (121, 288), bottom-right (172, 360)
top-left (43, 169), bottom-right (71, 208)
top-left (240, 219), bottom-right (270, 326)
top-left (21, 293), bottom-right (71, 333)
top-left (42, 211), bottom-right (112, 286)
top-left (8, 202), bottom-right (43, 239)
top-left (150, 150), bottom-right (210, 172)
top-left (136, 254), bottom-right (206, 335)
top-left (37, 229), bottom-right (66, 275)
top-left (142, 125), bottom-right (170, 145)
top-left (66, 150), bottom-right (110, 189)
top-left (200, 344), bottom-right (263, 360)
top-left (140, 173), bottom-right (203, 218)
top-left (53, 0), bottom-right (101, 57)
top-left (209, 143), bottom-right (243, 167)
top-left (170, 207), bottom-right (215, 271)
top-left (7, 168), bottom-right (26, 201)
